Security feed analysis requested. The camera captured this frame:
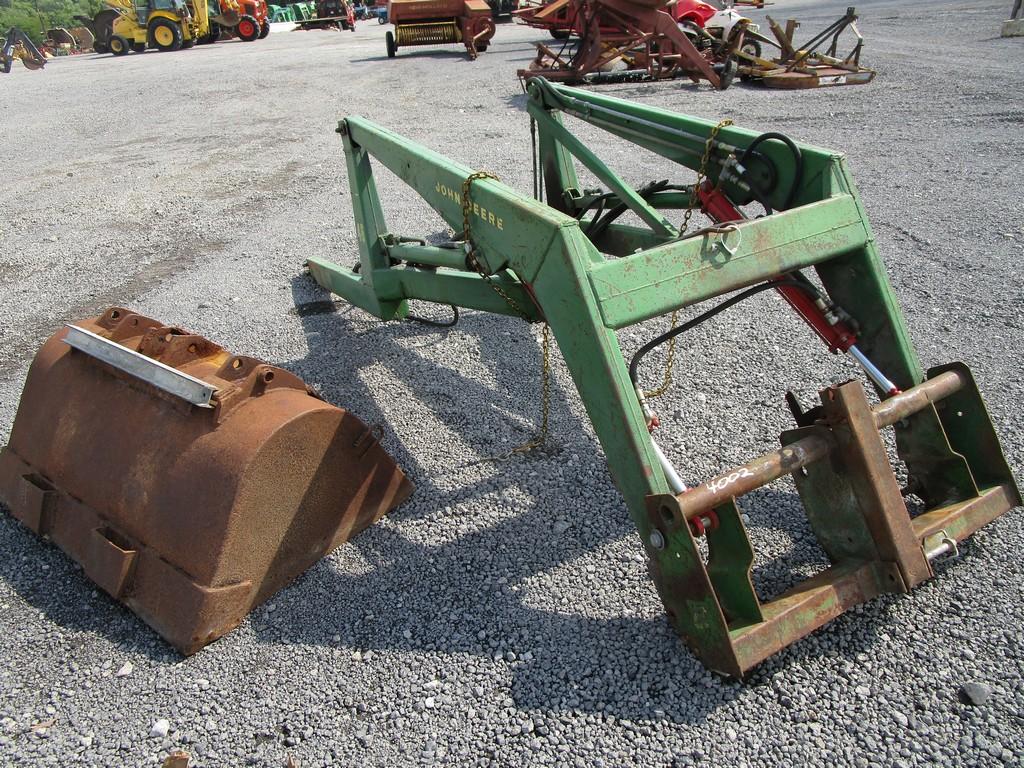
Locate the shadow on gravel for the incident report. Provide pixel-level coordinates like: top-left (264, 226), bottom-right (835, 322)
top-left (503, 92), bottom-right (529, 111)
top-left (0, 271), bottom-right (905, 716)
top-left (349, 51), bottom-right (476, 64)
top-left (234, 273), bottom-right (900, 723)
top-left (0, 512), bottom-right (173, 660)
top-left (283, 272), bottom-right (567, 506)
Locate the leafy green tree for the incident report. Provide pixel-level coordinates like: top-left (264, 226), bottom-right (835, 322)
top-left (1, 0), bottom-right (106, 44)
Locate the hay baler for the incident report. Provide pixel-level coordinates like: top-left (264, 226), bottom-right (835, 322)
top-left (385, 0), bottom-right (496, 58)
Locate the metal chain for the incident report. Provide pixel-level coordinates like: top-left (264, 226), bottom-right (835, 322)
top-left (461, 172), bottom-right (550, 456)
top-left (462, 172), bottom-right (533, 321)
top-left (644, 118), bottom-right (734, 400)
top-left (511, 323), bottom-right (550, 456)
top-left (679, 118), bottom-right (733, 235)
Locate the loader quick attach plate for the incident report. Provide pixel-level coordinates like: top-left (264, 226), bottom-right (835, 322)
top-left (645, 365), bottom-right (1019, 676)
top-left (303, 78), bottom-right (1019, 675)
top-left (0, 308), bottom-right (413, 654)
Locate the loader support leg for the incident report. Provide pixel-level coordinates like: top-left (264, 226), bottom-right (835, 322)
top-left (340, 127), bottom-right (408, 321)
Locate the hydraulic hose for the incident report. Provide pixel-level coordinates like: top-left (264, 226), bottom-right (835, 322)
top-left (628, 278), bottom-right (822, 388)
top-left (739, 132), bottom-right (803, 210)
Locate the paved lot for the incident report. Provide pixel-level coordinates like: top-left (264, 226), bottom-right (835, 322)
top-left (1, 1), bottom-right (1022, 765)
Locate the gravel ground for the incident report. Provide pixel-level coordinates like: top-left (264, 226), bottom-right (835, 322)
top-left (1, 1), bottom-right (1022, 765)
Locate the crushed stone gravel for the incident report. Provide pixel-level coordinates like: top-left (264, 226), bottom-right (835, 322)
top-left (1, 0), bottom-right (1022, 765)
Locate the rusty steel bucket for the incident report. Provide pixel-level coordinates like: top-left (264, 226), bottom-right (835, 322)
top-left (0, 307), bottom-right (413, 653)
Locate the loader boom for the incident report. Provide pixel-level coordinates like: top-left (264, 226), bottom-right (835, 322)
top-left (307, 79), bottom-right (1019, 676)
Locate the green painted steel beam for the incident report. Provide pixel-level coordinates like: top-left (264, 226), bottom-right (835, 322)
top-left (307, 256), bottom-right (408, 321)
top-left (342, 116), bottom-right (569, 284)
top-left (525, 229), bottom-right (671, 497)
top-left (375, 266), bottom-right (543, 320)
top-left (589, 195), bottom-right (868, 329)
top-left (526, 79), bottom-right (840, 210)
top-left (307, 257), bottom-right (541, 320)
top-left (528, 106), bottom-right (679, 238)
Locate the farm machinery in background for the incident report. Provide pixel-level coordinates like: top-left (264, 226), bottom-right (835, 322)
top-left (516, 0), bottom-right (874, 88)
top-left (1, 80), bottom-right (1016, 675)
top-left (75, 9), bottom-right (120, 52)
top-left (1, 27), bottom-right (46, 73)
top-left (488, 0), bottom-right (515, 20)
top-left (514, 0), bottom-right (758, 47)
top-left (738, 7), bottom-right (875, 88)
top-left (515, 0), bottom-right (734, 87)
top-left (42, 26), bottom-right (96, 54)
top-left (101, 0), bottom-right (269, 54)
top-left (105, 0), bottom-right (219, 53)
top-left (385, 0), bottom-right (495, 59)
top-left (213, 0), bottom-right (272, 41)
top-left (293, 0), bottom-right (357, 31)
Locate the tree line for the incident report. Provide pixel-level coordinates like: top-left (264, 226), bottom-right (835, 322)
top-left (1, 0), bottom-right (106, 44)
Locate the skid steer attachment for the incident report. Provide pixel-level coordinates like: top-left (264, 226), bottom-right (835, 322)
top-left (0, 308), bottom-right (412, 653)
top-left (304, 78), bottom-right (1019, 676)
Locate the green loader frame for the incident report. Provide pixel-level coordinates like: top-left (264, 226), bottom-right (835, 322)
top-left (306, 78), bottom-right (1019, 677)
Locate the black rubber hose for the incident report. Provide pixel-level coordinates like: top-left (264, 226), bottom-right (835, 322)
top-left (627, 277), bottom-right (822, 388)
top-left (407, 305), bottom-right (460, 328)
top-left (575, 192), bottom-right (615, 226)
top-left (744, 177), bottom-right (775, 216)
top-left (581, 182), bottom-right (692, 221)
top-left (739, 131), bottom-right (803, 210)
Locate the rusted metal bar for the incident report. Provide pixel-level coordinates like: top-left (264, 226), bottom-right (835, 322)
top-left (675, 432), bottom-right (833, 521)
top-left (729, 559), bottom-right (898, 673)
top-left (676, 371), bottom-right (970, 521)
top-left (872, 369), bottom-right (966, 428)
top-left (821, 380), bottom-right (933, 589)
top-left (911, 484), bottom-right (1019, 544)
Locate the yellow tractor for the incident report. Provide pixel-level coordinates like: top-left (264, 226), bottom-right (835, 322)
top-left (107, 0), bottom-right (219, 53)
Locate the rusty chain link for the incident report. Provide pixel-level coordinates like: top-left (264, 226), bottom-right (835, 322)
top-left (644, 118), bottom-right (734, 400)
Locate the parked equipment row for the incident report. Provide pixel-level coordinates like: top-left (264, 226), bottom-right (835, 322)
top-left (87, 0), bottom-right (270, 56)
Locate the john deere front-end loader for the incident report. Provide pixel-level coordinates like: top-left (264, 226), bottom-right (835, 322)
top-left (0, 81), bottom-right (1016, 679)
top-left (107, 0), bottom-right (217, 53)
